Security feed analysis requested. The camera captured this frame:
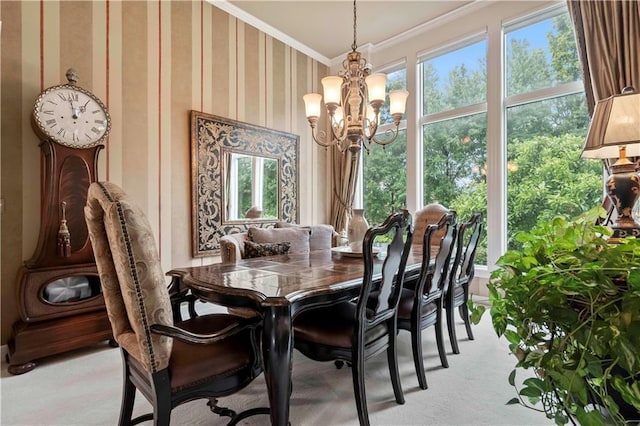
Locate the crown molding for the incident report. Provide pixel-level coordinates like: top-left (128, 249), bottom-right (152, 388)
top-left (372, 0), bottom-right (489, 54)
top-left (209, 0), bottom-right (331, 66)
top-left (210, 1), bottom-right (502, 68)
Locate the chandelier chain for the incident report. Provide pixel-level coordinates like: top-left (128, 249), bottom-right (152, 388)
top-left (352, 0), bottom-right (357, 51)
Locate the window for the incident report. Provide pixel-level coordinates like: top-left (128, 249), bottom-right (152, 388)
top-left (362, 67), bottom-right (408, 227)
top-left (505, 12), bottom-right (601, 249)
top-left (358, 2), bottom-right (601, 273)
top-left (420, 38), bottom-right (488, 264)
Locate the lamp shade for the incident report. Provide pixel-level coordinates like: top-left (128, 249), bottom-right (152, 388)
top-left (365, 73), bottom-right (387, 103)
top-left (321, 76), bottom-right (343, 105)
top-left (389, 90), bottom-right (409, 115)
top-left (581, 88), bottom-right (640, 159)
top-left (303, 93), bottom-right (322, 119)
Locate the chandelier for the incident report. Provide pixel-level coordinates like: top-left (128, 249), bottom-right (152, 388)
top-left (303, 0), bottom-right (409, 155)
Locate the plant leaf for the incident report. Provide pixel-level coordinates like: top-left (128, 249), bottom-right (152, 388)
top-left (506, 398), bottom-right (520, 405)
top-left (519, 386), bottom-right (542, 398)
top-left (575, 408), bottom-right (605, 426)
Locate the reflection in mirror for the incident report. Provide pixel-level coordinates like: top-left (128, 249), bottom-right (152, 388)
top-left (225, 152), bottom-right (278, 220)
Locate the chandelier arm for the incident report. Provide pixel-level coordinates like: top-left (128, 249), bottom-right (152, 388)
top-left (370, 126), bottom-right (400, 146)
top-left (368, 122), bottom-right (378, 139)
top-left (329, 118), bottom-right (349, 143)
top-left (311, 123), bottom-right (333, 148)
top-left (309, 126), bottom-right (334, 149)
top-left (308, 115), bottom-right (351, 152)
top-left (362, 119), bottom-right (376, 140)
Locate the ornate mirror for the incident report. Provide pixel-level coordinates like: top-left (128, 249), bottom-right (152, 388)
top-left (190, 111), bottom-right (299, 257)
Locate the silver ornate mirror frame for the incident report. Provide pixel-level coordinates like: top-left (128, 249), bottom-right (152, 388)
top-left (190, 110), bottom-right (299, 257)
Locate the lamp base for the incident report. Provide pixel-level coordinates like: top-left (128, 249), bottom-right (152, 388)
top-left (610, 226), bottom-right (640, 240)
top-left (606, 167), bottom-right (640, 241)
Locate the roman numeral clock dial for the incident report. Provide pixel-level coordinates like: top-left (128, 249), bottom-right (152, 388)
top-left (32, 68), bottom-right (111, 148)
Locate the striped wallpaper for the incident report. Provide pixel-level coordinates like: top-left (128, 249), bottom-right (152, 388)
top-left (0, 0), bottom-right (329, 344)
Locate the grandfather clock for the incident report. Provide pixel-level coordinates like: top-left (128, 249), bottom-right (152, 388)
top-left (7, 69), bottom-right (114, 374)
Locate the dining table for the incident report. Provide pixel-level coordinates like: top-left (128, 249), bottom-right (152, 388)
top-left (168, 246), bottom-right (426, 426)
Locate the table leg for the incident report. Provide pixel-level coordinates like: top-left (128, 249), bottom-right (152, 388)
top-left (262, 302), bottom-right (292, 426)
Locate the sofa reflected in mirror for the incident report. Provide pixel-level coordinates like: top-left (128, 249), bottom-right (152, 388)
top-left (219, 223), bottom-right (339, 263)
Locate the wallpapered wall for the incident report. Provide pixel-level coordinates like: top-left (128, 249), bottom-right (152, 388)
top-left (0, 1), bottom-right (329, 344)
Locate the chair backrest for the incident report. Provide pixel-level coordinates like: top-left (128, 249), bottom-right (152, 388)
top-left (451, 212), bottom-right (483, 287)
top-left (357, 210), bottom-right (413, 323)
top-left (416, 212), bottom-right (457, 298)
top-left (413, 203), bottom-right (450, 246)
top-left (84, 181), bottom-right (173, 374)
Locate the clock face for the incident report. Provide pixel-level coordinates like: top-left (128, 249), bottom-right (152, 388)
top-left (33, 84), bottom-right (111, 148)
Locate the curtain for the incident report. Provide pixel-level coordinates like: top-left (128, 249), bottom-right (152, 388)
top-left (568, 0), bottom-right (640, 114)
top-left (329, 146), bottom-right (360, 235)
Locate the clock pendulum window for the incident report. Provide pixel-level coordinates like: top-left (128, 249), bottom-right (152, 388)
top-left (7, 68), bottom-right (115, 375)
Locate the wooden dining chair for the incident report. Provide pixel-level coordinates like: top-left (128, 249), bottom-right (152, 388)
top-left (292, 210), bottom-right (413, 426)
top-left (446, 212), bottom-right (483, 354)
top-left (397, 211), bottom-right (457, 390)
top-left (84, 182), bottom-right (268, 426)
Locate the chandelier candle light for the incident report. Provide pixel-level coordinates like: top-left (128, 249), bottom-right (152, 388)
top-left (303, 0), bottom-right (409, 155)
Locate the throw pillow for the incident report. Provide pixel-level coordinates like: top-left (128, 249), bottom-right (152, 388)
top-left (244, 241), bottom-right (291, 258)
top-left (275, 222), bottom-right (335, 251)
top-left (248, 226), bottom-right (311, 254)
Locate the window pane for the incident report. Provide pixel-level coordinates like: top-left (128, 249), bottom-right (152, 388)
top-left (421, 40), bottom-right (487, 116)
top-left (363, 129), bottom-right (407, 227)
top-left (506, 94), bottom-right (601, 249)
top-left (237, 156), bottom-right (253, 216)
top-left (262, 159), bottom-right (278, 218)
top-left (423, 113), bottom-right (487, 264)
top-left (379, 68), bottom-right (407, 126)
top-left (506, 14), bottom-right (582, 97)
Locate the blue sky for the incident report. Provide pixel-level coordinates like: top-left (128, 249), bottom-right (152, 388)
top-left (427, 18), bottom-right (554, 82)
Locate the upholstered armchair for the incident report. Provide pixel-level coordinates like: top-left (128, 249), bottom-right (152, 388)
top-left (413, 203), bottom-right (451, 245)
top-left (84, 182), bottom-right (268, 425)
top-left (404, 203), bottom-right (452, 288)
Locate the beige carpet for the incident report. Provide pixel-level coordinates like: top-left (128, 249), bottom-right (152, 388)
top-left (1, 305), bottom-right (549, 425)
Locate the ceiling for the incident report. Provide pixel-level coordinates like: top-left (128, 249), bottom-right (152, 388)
top-left (224, 1), bottom-right (474, 61)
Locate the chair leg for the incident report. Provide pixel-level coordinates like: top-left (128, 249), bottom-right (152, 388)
top-left (386, 330), bottom-right (405, 405)
top-left (153, 404), bottom-right (171, 426)
top-left (118, 365), bottom-right (136, 426)
top-left (207, 398), bottom-right (236, 419)
top-left (435, 309), bottom-right (449, 368)
top-left (410, 326), bottom-right (428, 390)
top-left (351, 348), bottom-right (370, 426)
top-left (447, 304), bottom-right (460, 355)
top-left (152, 372), bottom-right (172, 426)
top-left (459, 303), bottom-right (475, 340)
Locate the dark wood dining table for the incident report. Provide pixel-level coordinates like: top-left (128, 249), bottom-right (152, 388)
top-left (168, 247), bottom-right (425, 426)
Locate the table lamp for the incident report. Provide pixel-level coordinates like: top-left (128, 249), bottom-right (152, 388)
top-left (581, 87), bottom-right (640, 239)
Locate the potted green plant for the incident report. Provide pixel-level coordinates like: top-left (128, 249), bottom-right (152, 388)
top-left (472, 207), bottom-right (640, 425)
